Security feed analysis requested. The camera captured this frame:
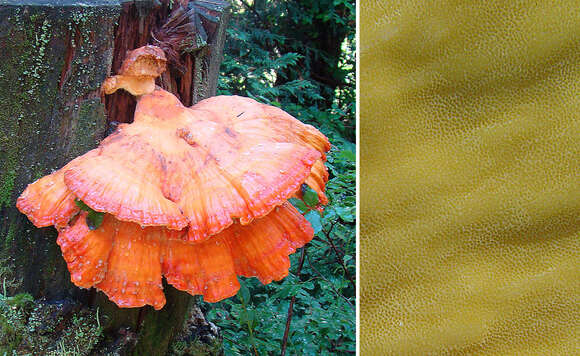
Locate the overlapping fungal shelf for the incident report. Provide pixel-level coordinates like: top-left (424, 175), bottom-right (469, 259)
top-left (16, 45), bottom-right (330, 310)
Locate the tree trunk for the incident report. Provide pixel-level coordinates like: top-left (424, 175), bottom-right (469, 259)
top-left (0, 1), bottom-right (230, 354)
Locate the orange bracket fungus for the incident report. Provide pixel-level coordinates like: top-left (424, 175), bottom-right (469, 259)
top-left (16, 45), bottom-right (330, 310)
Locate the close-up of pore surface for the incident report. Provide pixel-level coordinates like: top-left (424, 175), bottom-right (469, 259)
top-left (360, 0), bottom-right (579, 355)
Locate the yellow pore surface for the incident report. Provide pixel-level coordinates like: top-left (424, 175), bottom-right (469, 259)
top-left (360, 0), bottom-right (580, 354)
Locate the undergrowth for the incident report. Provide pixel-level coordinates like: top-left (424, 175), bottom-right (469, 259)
top-left (208, 0), bottom-right (355, 354)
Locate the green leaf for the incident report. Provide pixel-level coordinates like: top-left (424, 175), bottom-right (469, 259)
top-left (335, 206), bottom-right (355, 222)
top-left (290, 284), bottom-right (303, 296)
top-left (76, 199), bottom-right (105, 230)
top-left (289, 198), bottom-right (308, 213)
top-left (87, 211), bottom-right (105, 230)
top-left (239, 309), bottom-right (256, 326)
top-left (304, 210), bottom-right (322, 234)
top-left (339, 149), bottom-right (355, 162)
top-left (238, 280), bottom-right (250, 305)
top-left (272, 284), bottom-right (293, 300)
top-left (302, 185), bottom-right (319, 207)
top-left (75, 199), bottom-right (92, 212)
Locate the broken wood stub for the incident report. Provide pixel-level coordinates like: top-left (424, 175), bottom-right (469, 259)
top-left (105, 0), bottom-right (232, 127)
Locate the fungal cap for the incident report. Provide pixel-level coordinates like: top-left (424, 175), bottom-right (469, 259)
top-left (56, 202), bottom-right (313, 308)
top-left (163, 202), bottom-right (314, 302)
top-left (16, 167), bottom-right (79, 228)
top-left (57, 212), bottom-right (114, 288)
top-left (64, 88), bottom-right (329, 242)
top-left (101, 75), bottom-right (156, 96)
top-left (102, 45), bottom-right (167, 96)
top-left (119, 45), bottom-right (167, 77)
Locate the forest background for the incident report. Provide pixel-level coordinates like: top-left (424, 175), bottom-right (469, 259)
top-left (203, 0), bottom-right (356, 354)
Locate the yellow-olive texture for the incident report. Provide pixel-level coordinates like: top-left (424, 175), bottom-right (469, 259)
top-left (361, 0), bottom-right (579, 354)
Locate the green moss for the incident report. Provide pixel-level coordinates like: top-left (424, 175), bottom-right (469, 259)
top-left (0, 292), bottom-right (103, 355)
top-left (5, 293), bottom-right (34, 308)
top-left (68, 99), bottom-right (107, 155)
top-left (0, 5), bottom-right (122, 353)
top-left (0, 312), bottom-right (25, 354)
top-left (3, 223), bottom-right (16, 250)
top-left (0, 133), bottom-right (19, 208)
top-left (169, 338), bottom-right (223, 356)
top-left (0, 293), bottom-right (32, 354)
top-left (167, 301), bottom-right (223, 356)
top-left (0, 11), bottom-right (52, 212)
top-left (0, 166), bottom-right (16, 210)
top-left (0, 6), bottom-right (117, 291)
top-left (46, 310), bottom-right (104, 356)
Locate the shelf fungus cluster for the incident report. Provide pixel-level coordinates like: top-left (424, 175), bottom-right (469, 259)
top-left (17, 45), bottom-right (330, 310)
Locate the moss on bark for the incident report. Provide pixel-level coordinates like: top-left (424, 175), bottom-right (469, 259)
top-left (0, 2), bottom-right (117, 300)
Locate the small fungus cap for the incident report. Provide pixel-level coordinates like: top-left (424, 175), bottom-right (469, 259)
top-left (119, 45), bottom-right (167, 77)
top-left (102, 45), bottom-right (167, 96)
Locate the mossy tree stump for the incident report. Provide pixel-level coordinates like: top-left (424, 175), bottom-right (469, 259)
top-left (0, 0), bottom-right (230, 354)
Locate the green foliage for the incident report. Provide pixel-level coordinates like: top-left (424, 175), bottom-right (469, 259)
top-left (75, 199), bottom-right (104, 230)
top-left (218, 0), bottom-right (355, 141)
top-left (209, 0), bottom-right (356, 354)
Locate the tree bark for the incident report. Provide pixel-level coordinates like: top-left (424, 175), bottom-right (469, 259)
top-left (0, 0), bottom-right (230, 354)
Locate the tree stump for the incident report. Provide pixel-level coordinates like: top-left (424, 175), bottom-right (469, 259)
top-left (0, 0), bottom-right (230, 354)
